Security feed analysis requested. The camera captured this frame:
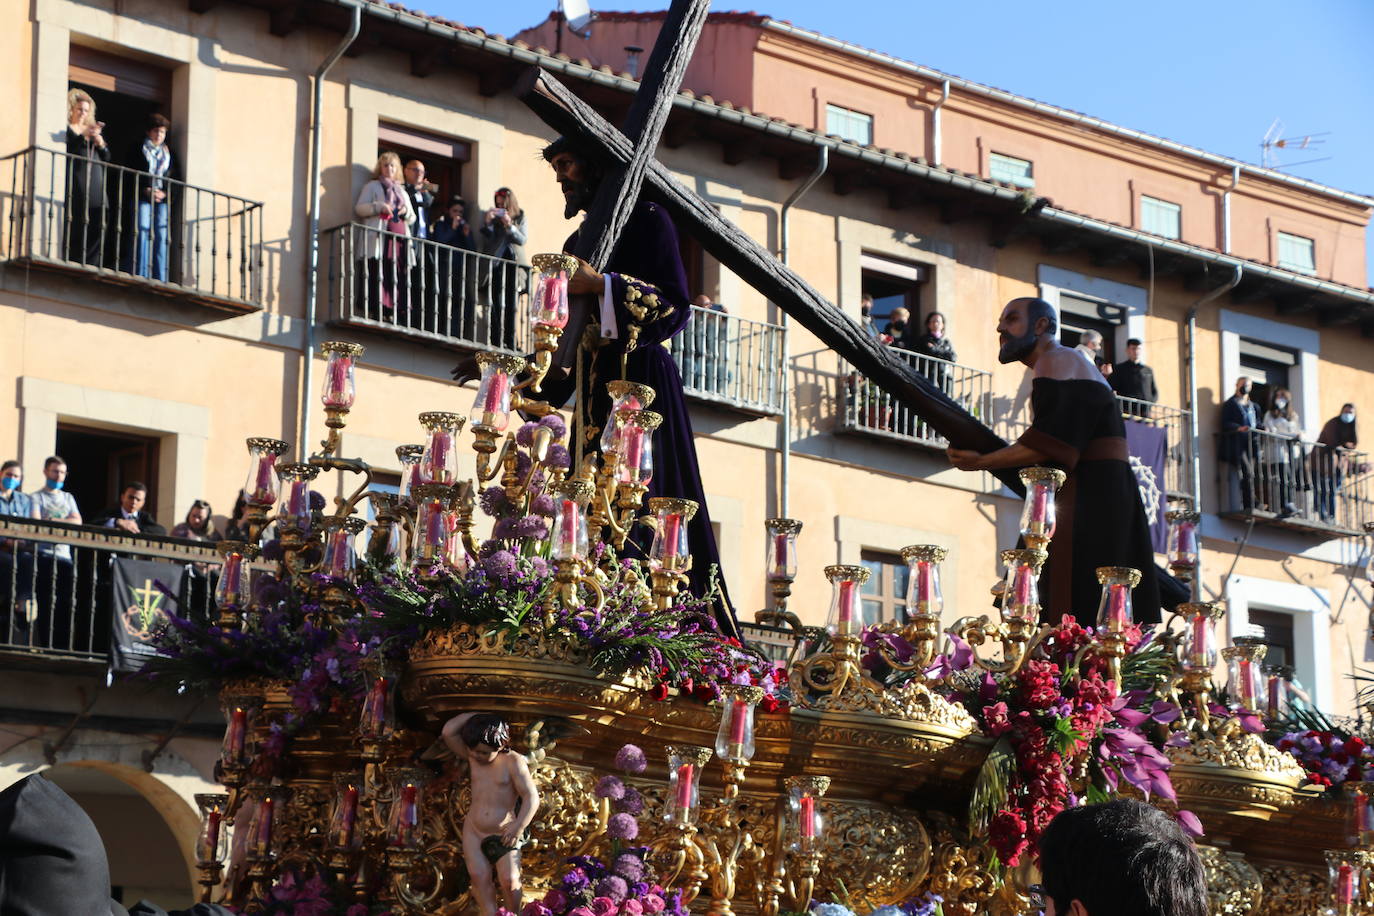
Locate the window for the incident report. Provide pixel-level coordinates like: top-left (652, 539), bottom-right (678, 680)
top-left (1140, 196), bottom-right (1181, 240)
top-left (55, 423), bottom-right (162, 521)
top-left (377, 122), bottom-right (472, 220)
top-left (989, 152), bottom-right (1034, 189)
top-left (825, 104), bottom-right (874, 146)
top-left (861, 253), bottom-right (926, 343)
top-left (1058, 293), bottom-right (1125, 352)
top-left (1238, 337), bottom-right (1296, 414)
top-left (1248, 609), bottom-right (1295, 669)
top-left (860, 550), bottom-right (909, 626)
top-left (1276, 231), bottom-right (1316, 275)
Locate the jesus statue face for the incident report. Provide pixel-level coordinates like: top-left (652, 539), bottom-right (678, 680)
top-left (996, 300), bottom-right (1039, 364)
top-left (550, 150), bottom-right (595, 219)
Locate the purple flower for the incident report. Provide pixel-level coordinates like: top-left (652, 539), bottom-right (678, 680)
top-left (924, 633), bottom-right (973, 679)
top-left (615, 744), bottom-right (648, 774)
top-left (607, 812), bottom-right (639, 840)
top-left (614, 787), bottom-right (645, 816)
top-left (612, 853), bottom-right (645, 883)
top-left (595, 876), bottom-right (629, 903)
top-left (480, 486), bottom-right (511, 518)
top-left (532, 493), bottom-right (557, 517)
top-left (595, 775), bottom-right (626, 800)
top-left (514, 516), bottom-right (549, 539)
top-left (540, 414), bottom-right (568, 438)
top-left (562, 867), bottom-right (590, 892)
top-left (1176, 809), bottom-right (1205, 838)
top-left (483, 550), bottom-right (519, 578)
top-left (493, 517), bottom-right (521, 539)
top-left (517, 422), bottom-right (540, 447)
top-left (547, 444), bottom-right (571, 470)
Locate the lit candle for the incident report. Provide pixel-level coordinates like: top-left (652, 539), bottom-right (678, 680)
top-left (224, 707), bottom-right (247, 762)
top-left (1106, 584), bottom-right (1128, 631)
top-left (361, 676), bottom-right (389, 738)
top-left (324, 355), bottom-right (353, 408)
top-left (339, 784), bottom-right (359, 849)
top-left (799, 795), bottom-right (816, 839)
top-left (661, 513), bottom-right (682, 560)
top-left (675, 763), bottom-right (695, 811)
top-left (837, 580), bottom-right (858, 633)
top-left (1337, 864), bottom-right (1354, 906)
top-left (254, 795), bottom-right (274, 857)
top-left (392, 783), bottom-right (419, 847)
top-left (200, 808), bottom-right (222, 863)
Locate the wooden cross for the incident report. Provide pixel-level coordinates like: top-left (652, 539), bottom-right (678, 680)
top-left (517, 29), bottom-right (1025, 495)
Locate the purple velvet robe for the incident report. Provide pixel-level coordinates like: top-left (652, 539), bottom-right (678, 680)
top-left (542, 200), bottom-right (739, 638)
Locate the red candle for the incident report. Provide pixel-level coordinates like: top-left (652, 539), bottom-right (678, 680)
top-left (1238, 659), bottom-right (1255, 706)
top-left (837, 580), bottom-right (858, 630)
top-left (426, 431), bottom-right (452, 483)
top-left (661, 513), bottom-right (682, 560)
top-left (201, 808), bottom-right (222, 862)
top-left (252, 455), bottom-right (276, 504)
top-left (339, 785), bottom-right (359, 849)
top-left (407, 462), bottom-right (423, 490)
top-left (729, 699), bottom-right (748, 746)
top-left (393, 783), bottom-right (419, 847)
top-left (224, 707), bottom-right (247, 761)
top-left (1178, 521), bottom-right (1197, 556)
top-left (1191, 613), bottom-right (1209, 664)
top-left (799, 795), bottom-right (816, 839)
top-left (770, 532), bottom-right (789, 578)
top-left (1107, 584), bottom-right (1129, 630)
top-left (1337, 864), bottom-right (1354, 905)
top-left (559, 500), bottom-right (577, 552)
top-left (1011, 565), bottom-right (1034, 609)
top-left (361, 676), bottom-right (389, 737)
top-left (483, 371), bottom-right (509, 416)
top-left (286, 480), bottom-right (310, 522)
top-left (1267, 675), bottom-right (1281, 718)
top-left (324, 356), bottom-right (353, 408)
top-left (425, 504), bottom-right (446, 549)
top-left (1355, 790), bottom-right (1370, 832)
top-left (916, 561), bottom-right (935, 607)
top-left (255, 796), bottom-right (274, 855)
top-left (675, 763), bottom-right (695, 810)
top-left (327, 528), bottom-right (351, 575)
top-left (1030, 484), bottom-right (1049, 524)
top-left (622, 426), bottom-right (644, 474)
top-left (540, 275), bottom-right (569, 326)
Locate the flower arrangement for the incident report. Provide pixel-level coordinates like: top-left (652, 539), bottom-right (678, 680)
top-left (526, 744), bottom-right (690, 916)
top-left (1275, 727), bottom-right (1369, 790)
top-left (248, 867), bottom-right (393, 915)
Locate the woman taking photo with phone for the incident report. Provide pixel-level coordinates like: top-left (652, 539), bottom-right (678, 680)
top-left (479, 187), bottom-right (527, 349)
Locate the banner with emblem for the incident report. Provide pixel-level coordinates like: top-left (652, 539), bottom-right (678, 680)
top-left (109, 557), bottom-right (185, 673)
top-left (1123, 419), bottom-right (1168, 554)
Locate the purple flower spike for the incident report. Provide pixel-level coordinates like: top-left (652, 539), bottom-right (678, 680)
top-left (607, 812), bottom-right (639, 840)
top-left (595, 775), bottom-right (626, 800)
top-left (615, 744), bottom-right (648, 774)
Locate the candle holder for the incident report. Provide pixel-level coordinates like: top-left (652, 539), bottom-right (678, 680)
top-left (275, 462), bottom-right (320, 543)
top-left (609, 410), bottom-right (662, 549)
top-left (319, 341), bottom-right (364, 456)
top-left (774, 775), bottom-right (831, 914)
top-left (410, 484), bottom-right (457, 582)
top-left (396, 444), bottom-right (425, 506)
top-left (759, 518), bottom-right (803, 625)
top-left (947, 549), bottom-right (1048, 676)
top-left (1323, 849), bottom-right (1369, 916)
top-left (243, 437), bottom-right (290, 509)
top-left (1019, 466), bottom-right (1066, 550)
top-left (215, 689), bottom-right (261, 819)
top-left (790, 566), bottom-right (871, 705)
top-left (1223, 637), bottom-right (1268, 716)
top-left (1174, 601), bottom-right (1225, 731)
top-left (326, 772), bottom-right (365, 883)
top-left (647, 497), bottom-right (697, 608)
top-left (385, 768), bottom-right (428, 851)
top-left (526, 253), bottom-right (578, 393)
top-left (714, 684), bottom-right (764, 765)
top-left (1093, 566), bottom-right (1142, 685)
top-left (470, 354), bottom-right (526, 480)
top-left (1346, 781), bottom-right (1374, 848)
top-left (417, 412), bottom-right (465, 486)
top-left (213, 541), bottom-right (260, 631)
top-left (600, 380), bottom-right (657, 451)
top-left (548, 479), bottom-right (603, 621)
top-left (665, 745), bottom-right (713, 826)
top-left (653, 744), bottom-right (712, 907)
top-left (194, 793), bottom-right (230, 903)
top-left (1166, 508), bottom-right (1201, 583)
top-left (365, 491), bottom-right (405, 569)
top-left (1264, 663), bottom-right (1294, 722)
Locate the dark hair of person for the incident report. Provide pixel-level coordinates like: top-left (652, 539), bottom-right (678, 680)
top-left (44, 455), bottom-right (66, 470)
top-left (1023, 297), bottom-right (1058, 337)
top-left (1127, 337), bottom-right (1143, 347)
top-left (458, 713), bottom-right (510, 751)
top-left (926, 310), bottom-right (947, 331)
top-left (148, 113), bottom-right (171, 131)
top-left (540, 136), bottom-right (603, 187)
top-left (1, 460), bottom-right (19, 474)
top-left (1038, 799), bottom-right (1207, 916)
top-left (124, 481), bottom-right (148, 495)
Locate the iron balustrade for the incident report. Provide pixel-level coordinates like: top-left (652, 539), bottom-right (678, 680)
top-left (837, 347), bottom-right (993, 448)
top-left (0, 146), bottom-right (264, 307)
top-left (1114, 394), bottom-right (1194, 500)
top-left (323, 222), bottom-right (533, 353)
top-left (667, 305), bottom-right (787, 415)
top-left (0, 517), bottom-right (223, 663)
top-left (1217, 428), bottom-right (1372, 535)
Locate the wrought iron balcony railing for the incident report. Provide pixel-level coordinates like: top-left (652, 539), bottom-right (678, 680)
top-left (323, 222), bottom-right (534, 354)
top-left (1217, 429), bottom-right (1372, 536)
top-left (0, 146), bottom-right (264, 309)
top-left (836, 347), bottom-right (993, 449)
top-left (0, 517), bottom-right (221, 664)
top-left (1114, 394), bottom-right (1194, 500)
top-left (666, 305), bottom-right (787, 416)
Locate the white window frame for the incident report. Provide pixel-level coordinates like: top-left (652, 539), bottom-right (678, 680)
top-left (1276, 231), bottom-right (1316, 275)
top-left (824, 104), bottom-right (874, 146)
top-left (1223, 574), bottom-right (1332, 710)
top-left (989, 152), bottom-right (1034, 189)
top-left (1140, 195), bottom-right (1182, 240)
top-left (1218, 309), bottom-right (1320, 439)
top-left (1037, 265), bottom-right (1147, 363)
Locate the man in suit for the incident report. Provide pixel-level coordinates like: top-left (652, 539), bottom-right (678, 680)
top-left (404, 159), bottom-right (439, 329)
top-left (93, 482), bottom-right (166, 536)
top-left (1220, 376), bottom-right (1260, 511)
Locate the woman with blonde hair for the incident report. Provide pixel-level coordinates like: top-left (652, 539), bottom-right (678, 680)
top-left (64, 88), bottom-right (110, 266)
top-left (1259, 386), bottom-right (1302, 517)
top-left (354, 151), bottom-right (415, 319)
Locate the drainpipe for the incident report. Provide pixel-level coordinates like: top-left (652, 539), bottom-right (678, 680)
top-left (300, 2), bottom-right (362, 460)
top-left (931, 79), bottom-right (950, 166)
top-left (777, 146), bottom-right (828, 519)
top-left (1221, 165), bottom-right (1240, 254)
top-left (1184, 262), bottom-right (1242, 599)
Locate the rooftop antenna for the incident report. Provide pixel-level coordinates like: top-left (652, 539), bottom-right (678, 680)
top-left (1261, 117), bottom-right (1332, 170)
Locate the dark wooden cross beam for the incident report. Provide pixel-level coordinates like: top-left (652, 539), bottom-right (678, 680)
top-left (518, 68), bottom-right (1024, 495)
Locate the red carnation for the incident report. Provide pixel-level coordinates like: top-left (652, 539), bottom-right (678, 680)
top-left (989, 808), bottom-right (1030, 867)
top-left (647, 683), bottom-right (669, 701)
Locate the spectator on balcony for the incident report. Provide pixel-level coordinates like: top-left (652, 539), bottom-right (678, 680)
top-left (479, 187), bottom-right (527, 350)
top-left (912, 311), bottom-right (956, 397)
top-left (170, 499), bottom-right (221, 542)
top-left (433, 195), bottom-right (476, 338)
top-left (1259, 388), bottom-right (1303, 518)
top-left (0, 461), bottom-right (37, 521)
top-left (880, 306), bottom-right (909, 346)
top-left (31, 456), bottom-right (81, 533)
top-left (403, 159), bottom-right (439, 327)
top-left (354, 151), bottom-right (416, 321)
top-left (63, 88), bottom-right (110, 267)
top-left (0, 460), bottom-right (38, 643)
top-left (1074, 329), bottom-right (1111, 377)
top-left (859, 294), bottom-right (880, 338)
top-left (120, 113), bottom-right (176, 281)
top-left (1314, 403), bottom-right (1358, 523)
top-left (1221, 377), bottom-right (1260, 511)
top-left (224, 490), bottom-right (252, 543)
top-left (1109, 338), bottom-right (1157, 417)
top-left (29, 456), bottom-right (80, 648)
top-left (94, 482), bottom-right (167, 536)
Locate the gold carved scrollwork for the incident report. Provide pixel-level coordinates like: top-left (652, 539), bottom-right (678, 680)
top-left (917, 815), bottom-right (1000, 916)
top-left (1254, 864), bottom-right (1328, 916)
top-left (1195, 844), bottom-right (1263, 916)
top-left (807, 804), bottom-right (931, 910)
top-left (1168, 734), bottom-right (1306, 784)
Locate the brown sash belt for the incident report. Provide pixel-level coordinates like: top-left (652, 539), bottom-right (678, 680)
top-left (1080, 437), bottom-right (1129, 462)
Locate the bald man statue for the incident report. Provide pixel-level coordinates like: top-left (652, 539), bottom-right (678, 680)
top-left (947, 297), bottom-right (1162, 623)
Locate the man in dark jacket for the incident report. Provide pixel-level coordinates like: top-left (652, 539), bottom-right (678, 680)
top-left (1220, 377), bottom-right (1260, 511)
top-left (1109, 338), bottom-right (1157, 417)
top-left (93, 483), bottom-right (167, 536)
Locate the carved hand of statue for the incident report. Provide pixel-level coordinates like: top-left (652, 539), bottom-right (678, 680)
top-left (566, 255), bottom-right (605, 296)
top-left (946, 447), bottom-right (983, 471)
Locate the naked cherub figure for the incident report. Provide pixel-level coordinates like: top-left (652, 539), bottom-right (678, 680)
top-left (441, 712), bottom-right (540, 916)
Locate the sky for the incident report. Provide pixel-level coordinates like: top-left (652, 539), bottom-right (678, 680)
top-left (424, 0), bottom-right (1374, 285)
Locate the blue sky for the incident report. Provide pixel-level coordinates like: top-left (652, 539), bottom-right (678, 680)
top-left (426, 0), bottom-right (1374, 285)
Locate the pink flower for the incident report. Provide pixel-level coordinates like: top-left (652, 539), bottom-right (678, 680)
top-left (620, 900), bottom-right (644, 916)
top-left (524, 903), bottom-right (553, 916)
top-left (569, 908), bottom-right (596, 916)
top-left (543, 889), bottom-right (569, 912)
top-left (641, 895), bottom-right (665, 914)
top-left (591, 897), bottom-right (618, 916)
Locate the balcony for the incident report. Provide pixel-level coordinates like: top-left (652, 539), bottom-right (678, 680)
top-left (1115, 395), bottom-right (1194, 500)
top-left (835, 347), bottom-right (992, 448)
top-left (0, 146), bottom-right (264, 311)
top-left (1217, 429), bottom-right (1373, 537)
top-left (0, 517), bottom-right (219, 667)
top-left (322, 222), bottom-right (534, 353)
top-left (666, 305), bottom-right (786, 416)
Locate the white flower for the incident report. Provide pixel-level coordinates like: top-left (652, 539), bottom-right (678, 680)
top-left (811, 904), bottom-right (856, 916)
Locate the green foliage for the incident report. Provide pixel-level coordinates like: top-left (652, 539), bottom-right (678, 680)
top-left (970, 737), bottom-right (1016, 832)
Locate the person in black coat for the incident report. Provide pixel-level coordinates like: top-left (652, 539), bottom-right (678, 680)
top-left (1220, 377), bottom-right (1260, 510)
top-left (909, 310), bottom-right (957, 396)
top-left (92, 482), bottom-right (167, 536)
top-left (1109, 338), bottom-right (1158, 418)
top-left (121, 113), bottom-right (176, 281)
top-left (432, 194), bottom-right (476, 338)
top-left (64, 88), bottom-right (111, 266)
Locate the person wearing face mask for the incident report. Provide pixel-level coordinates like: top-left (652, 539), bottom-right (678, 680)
top-left (880, 306), bottom-right (910, 346)
top-left (1220, 377), bottom-right (1260, 511)
top-left (28, 456), bottom-right (81, 648)
top-left (1259, 387), bottom-right (1302, 517)
top-left (0, 460), bottom-right (39, 644)
top-left (1314, 403), bottom-right (1358, 523)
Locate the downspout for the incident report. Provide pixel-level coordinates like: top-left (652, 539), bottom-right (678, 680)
top-left (1221, 165), bottom-right (1239, 254)
top-left (777, 146), bottom-right (828, 519)
top-left (300, 2), bottom-right (363, 460)
top-left (931, 79), bottom-right (950, 166)
top-left (1184, 263), bottom-right (1242, 599)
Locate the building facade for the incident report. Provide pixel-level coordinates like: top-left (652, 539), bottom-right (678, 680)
top-left (2, 0), bottom-right (1373, 905)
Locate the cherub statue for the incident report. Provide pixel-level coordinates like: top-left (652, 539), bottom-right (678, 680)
top-left (441, 712), bottom-right (541, 916)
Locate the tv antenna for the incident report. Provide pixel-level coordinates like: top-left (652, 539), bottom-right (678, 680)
top-left (1260, 118), bottom-right (1332, 170)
